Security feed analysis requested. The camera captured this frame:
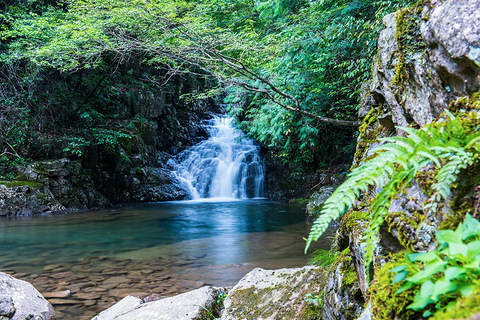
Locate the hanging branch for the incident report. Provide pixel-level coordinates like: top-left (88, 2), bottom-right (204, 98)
top-left (108, 14), bottom-right (359, 127)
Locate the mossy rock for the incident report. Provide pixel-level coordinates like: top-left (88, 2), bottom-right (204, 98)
top-left (431, 289), bottom-right (480, 320)
top-left (222, 266), bottom-right (326, 320)
top-left (323, 248), bottom-right (364, 320)
top-left (368, 253), bottom-right (420, 320)
top-left (0, 180), bottom-right (44, 190)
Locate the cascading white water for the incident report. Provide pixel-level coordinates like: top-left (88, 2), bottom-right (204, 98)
top-left (171, 116), bottom-right (265, 199)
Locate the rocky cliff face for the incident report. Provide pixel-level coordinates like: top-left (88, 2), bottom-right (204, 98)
top-left (316, 0), bottom-right (480, 319)
top-left (0, 72), bottom-right (222, 216)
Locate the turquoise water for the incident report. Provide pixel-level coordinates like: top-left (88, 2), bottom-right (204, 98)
top-left (0, 200), bottom-right (329, 274)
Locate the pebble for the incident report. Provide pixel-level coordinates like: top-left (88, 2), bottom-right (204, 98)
top-left (42, 290), bottom-right (72, 299)
top-left (47, 298), bottom-right (84, 305)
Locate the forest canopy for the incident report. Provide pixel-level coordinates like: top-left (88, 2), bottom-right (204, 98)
top-left (0, 0), bottom-right (415, 169)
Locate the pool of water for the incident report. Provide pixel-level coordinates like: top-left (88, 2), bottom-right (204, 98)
top-left (0, 200), bottom-right (331, 319)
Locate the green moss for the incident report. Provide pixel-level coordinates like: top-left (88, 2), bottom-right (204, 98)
top-left (395, 5), bottom-right (425, 56)
top-left (391, 52), bottom-right (407, 89)
top-left (119, 135), bottom-right (134, 153)
top-left (430, 288), bottom-right (480, 320)
top-left (343, 210), bottom-right (369, 234)
top-left (329, 248), bottom-right (357, 288)
top-left (289, 198), bottom-right (310, 206)
top-left (0, 180), bottom-right (43, 189)
top-left (369, 252), bottom-right (420, 320)
top-left (448, 91), bottom-right (480, 114)
top-left (384, 210), bottom-right (424, 250)
top-left (392, 4), bottom-right (426, 98)
top-left (224, 268), bottom-right (327, 320)
top-left (34, 193), bottom-right (50, 201)
top-left (353, 107), bottom-right (387, 168)
top-left (31, 162), bottom-right (48, 175)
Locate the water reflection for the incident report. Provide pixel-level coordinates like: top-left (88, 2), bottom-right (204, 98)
top-left (0, 200), bottom-right (330, 272)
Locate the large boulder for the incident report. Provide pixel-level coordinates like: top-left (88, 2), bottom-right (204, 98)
top-left (0, 272), bottom-right (55, 320)
top-left (363, 0), bottom-right (480, 137)
top-left (333, 0), bottom-right (480, 319)
top-left (93, 286), bottom-right (226, 320)
top-left (221, 266), bottom-right (325, 320)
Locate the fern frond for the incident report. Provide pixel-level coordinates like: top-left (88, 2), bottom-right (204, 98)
top-left (306, 112), bottom-right (480, 270)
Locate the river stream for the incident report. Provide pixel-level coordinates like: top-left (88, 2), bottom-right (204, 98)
top-left (0, 200), bottom-right (331, 319)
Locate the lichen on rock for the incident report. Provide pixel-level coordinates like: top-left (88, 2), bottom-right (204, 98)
top-left (221, 267), bottom-right (326, 320)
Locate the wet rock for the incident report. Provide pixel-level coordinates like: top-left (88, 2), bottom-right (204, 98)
top-left (222, 266), bottom-right (325, 320)
top-left (93, 286), bottom-right (226, 320)
top-left (364, 0), bottom-right (480, 134)
top-left (306, 186), bottom-right (335, 216)
top-left (322, 249), bottom-right (364, 320)
top-left (423, 0), bottom-right (480, 92)
top-left (0, 181), bottom-right (66, 216)
top-left (0, 272), bottom-right (55, 320)
top-left (357, 302), bottom-right (372, 320)
top-left (92, 296), bottom-right (143, 320)
top-left (41, 290), bottom-right (72, 299)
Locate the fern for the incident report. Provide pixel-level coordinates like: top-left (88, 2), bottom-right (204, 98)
top-left (305, 111), bottom-right (480, 267)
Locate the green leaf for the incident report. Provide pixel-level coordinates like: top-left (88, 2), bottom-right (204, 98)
top-left (431, 279), bottom-right (457, 301)
top-left (406, 261), bottom-right (447, 284)
top-left (459, 284), bottom-right (475, 296)
top-left (467, 241), bottom-right (480, 257)
top-left (447, 242), bottom-right (469, 260)
top-left (407, 251), bottom-right (440, 263)
top-left (407, 281), bottom-right (435, 310)
top-left (444, 266), bottom-right (466, 281)
top-left (389, 264), bottom-right (409, 273)
top-left (392, 270), bottom-right (409, 284)
top-left (396, 281), bottom-right (414, 294)
top-left (462, 214), bottom-right (480, 241)
top-left (436, 229), bottom-right (462, 245)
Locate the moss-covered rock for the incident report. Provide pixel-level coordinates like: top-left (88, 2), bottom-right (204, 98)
top-left (322, 248), bottom-right (364, 320)
top-left (368, 253), bottom-right (420, 320)
top-left (222, 266), bottom-right (326, 320)
top-left (431, 289), bottom-right (480, 320)
top-left (324, 2), bottom-right (480, 320)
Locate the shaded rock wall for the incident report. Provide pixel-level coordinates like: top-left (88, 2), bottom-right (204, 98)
top-left (0, 70), bottom-right (222, 216)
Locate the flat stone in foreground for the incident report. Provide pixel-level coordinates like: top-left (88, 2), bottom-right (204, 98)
top-left (93, 286), bottom-right (226, 320)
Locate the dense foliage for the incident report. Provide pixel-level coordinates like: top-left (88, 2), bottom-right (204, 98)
top-left (0, 0), bottom-right (415, 173)
top-left (392, 214), bottom-right (480, 317)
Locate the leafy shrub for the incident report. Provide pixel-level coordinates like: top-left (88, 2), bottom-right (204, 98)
top-left (308, 248), bottom-right (338, 267)
top-left (391, 214), bottom-right (480, 318)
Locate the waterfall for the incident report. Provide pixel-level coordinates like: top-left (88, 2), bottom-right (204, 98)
top-left (171, 116), bottom-right (265, 200)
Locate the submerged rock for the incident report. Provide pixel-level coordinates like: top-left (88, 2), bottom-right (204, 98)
top-left (0, 272), bottom-right (55, 320)
top-left (92, 286), bottom-right (226, 320)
